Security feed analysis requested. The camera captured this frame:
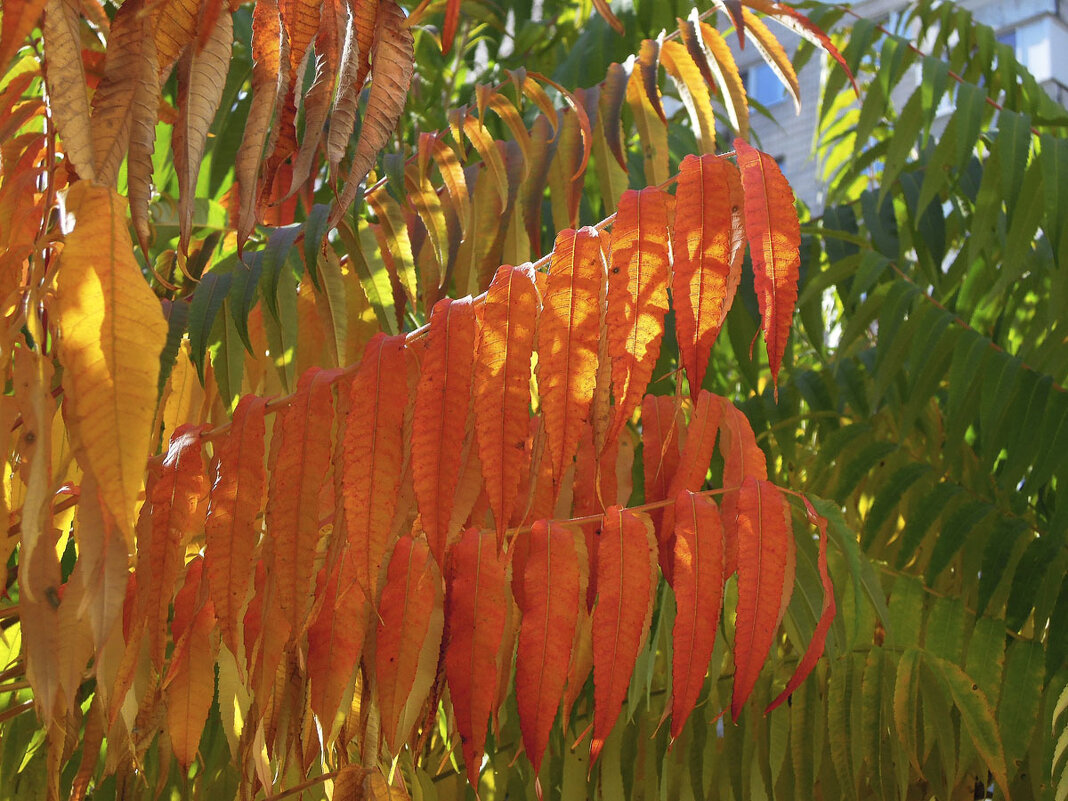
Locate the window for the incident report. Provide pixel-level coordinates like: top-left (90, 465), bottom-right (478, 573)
top-left (742, 63), bottom-right (789, 107)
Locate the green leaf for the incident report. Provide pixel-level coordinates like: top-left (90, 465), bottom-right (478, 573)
top-left (302, 204), bottom-right (331, 291)
top-left (827, 658), bottom-right (859, 801)
top-left (996, 111), bottom-right (1032, 224)
top-left (188, 265), bottom-right (235, 380)
top-left (229, 250), bottom-right (263, 354)
top-left (923, 652), bottom-right (1012, 799)
top-left (338, 219), bottom-right (399, 336)
top-left (1041, 132), bottom-right (1068, 269)
top-left (895, 482), bottom-right (963, 570)
top-left (893, 648), bottom-right (922, 774)
top-left (926, 500), bottom-right (994, 584)
top-left (863, 462), bottom-right (932, 548)
top-left (208, 298), bottom-right (245, 414)
top-left (878, 89), bottom-right (924, 207)
top-left (158, 299), bottom-right (190, 398)
top-left (998, 639), bottom-right (1045, 777)
top-left (887, 575), bottom-right (925, 650)
top-left (813, 497), bottom-right (892, 636)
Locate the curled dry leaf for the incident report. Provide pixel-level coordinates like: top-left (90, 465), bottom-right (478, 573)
top-left (332, 0), bottom-right (414, 226)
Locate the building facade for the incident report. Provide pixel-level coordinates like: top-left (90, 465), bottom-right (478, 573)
top-left (729, 0), bottom-right (1068, 211)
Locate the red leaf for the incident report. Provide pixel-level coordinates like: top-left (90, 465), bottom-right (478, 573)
top-left (413, 297), bottom-right (477, 566)
top-left (731, 477), bottom-right (795, 720)
top-left (137, 425), bottom-right (209, 669)
top-left (734, 138), bottom-right (801, 393)
top-left (264, 367), bottom-right (339, 637)
top-left (538, 227), bottom-right (605, 497)
top-left (444, 528), bottom-right (511, 789)
top-left (671, 154), bottom-right (744, 397)
top-left (659, 390), bottom-right (721, 583)
top-left (590, 507), bottom-right (658, 764)
top-left (669, 491), bottom-right (725, 739)
top-left (515, 519), bottom-right (582, 777)
top-left (375, 535), bottom-right (444, 752)
top-left (606, 188), bottom-right (671, 446)
top-left (766, 497), bottom-right (835, 713)
top-left (474, 265), bottom-right (540, 544)
top-left (205, 394), bottom-right (267, 664)
top-left (342, 333), bottom-right (409, 601)
top-left (717, 395), bottom-right (767, 580)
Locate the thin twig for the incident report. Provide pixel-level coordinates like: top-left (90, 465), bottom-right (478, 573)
top-left (261, 771), bottom-right (338, 801)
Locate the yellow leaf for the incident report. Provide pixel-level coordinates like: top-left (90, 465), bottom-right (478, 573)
top-left (55, 181), bottom-right (167, 547)
top-left (42, 0), bottom-right (95, 180)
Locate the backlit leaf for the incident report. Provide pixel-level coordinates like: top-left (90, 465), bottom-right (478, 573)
top-left (474, 265), bottom-right (540, 543)
top-left (591, 507), bottom-right (658, 764)
top-left (515, 519), bottom-right (582, 777)
top-left (734, 138), bottom-right (801, 392)
top-left (671, 154), bottom-right (744, 396)
top-left (444, 528), bottom-right (511, 789)
top-left (606, 188), bottom-right (671, 447)
top-left (375, 534), bottom-right (444, 753)
top-left (42, 0), bottom-right (95, 180)
top-left (205, 395), bottom-right (268, 664)
top-left (731, 477), bottom-right (794, 719)
top-left (264, 367), bottom-right (339, 637)
top-left (670, 491), bottom-right (725, 739)
top-left (538, 227), bottom-right (605, 498)
top-left (412, 296), bottom-right (477, 567)
top-left (55, 182), bottom-right (167, 544)
top-left (333, 0), bottom-right (414, 223)
top-left (343, 333), bottom-right (409, 602)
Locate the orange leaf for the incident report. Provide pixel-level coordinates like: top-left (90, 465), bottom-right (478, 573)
top-left (734, 138), bottom-right (800, 393)
top-left (441, 0), bottom-right (461, 54)
top-left (671, 154), bottom-right (743, 397)
top-left (343, 333), bottom-right (410, 601)
top-left (515, 519), bottom-right (582, 777)
top-left (444, 528), bottom-right (511, 789)
top-left (264, 367), bottom-right (339, 637)
top-left (205, 394), bottom-right (267, 664)
top-left (606, 188), bottom-right (671, 446)
top-left (669, 490), bottom-right (725, 739)
top-left (413, 297), bottom-right (477, 567)
top-left (592, 0), bottom-right (625, 34)
top-left (332, 0), bottom-right (413, 224)
top-left (740, 0), bottom-right (858, 95)
top-left (538, 227), bottom-right (604, 497)
top-left (307, 559), bottom-right (369, 735)
top-left (731, 476), bottom-right (795, 720)
top-left (163, 583), bottom-right (217, 767)
top-left (590, 507), bottom-right (657, 764)
top-left (374, 534), bottom-right (444, 752)
top-left (0, 0), bottom-right (47, 72)
top-left (659, 390), bottom-right (721, 582)
top-left (172, 8), bottom-right (232, 253)
top-left (717, 395), bottom-right (767, 580)
top-left (235, 0), bottom-right (283, 244)
top-left (474, 265), bottom-right (540, 543)
top-left (766, 497), bottom-right (835, 713)
top-left (137, 425), bottom-right (209, 669)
